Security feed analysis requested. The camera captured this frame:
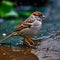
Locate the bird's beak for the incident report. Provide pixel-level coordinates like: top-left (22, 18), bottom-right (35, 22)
top-left (42, 15), bottom-right (46, 20)
top-left (42, 15), bottom-right (45, 18)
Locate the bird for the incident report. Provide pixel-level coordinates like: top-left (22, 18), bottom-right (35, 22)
top-left (0, 11), bottom-right (45, 47)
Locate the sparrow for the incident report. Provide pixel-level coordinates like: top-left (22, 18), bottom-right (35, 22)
top-left (0, 11), bottom-right (45, 47)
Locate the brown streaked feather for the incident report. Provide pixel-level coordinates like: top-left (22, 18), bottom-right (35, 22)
top-left (15, 20), bottom-right (35, 31)
top-left (16, 23), bottom-right (25, 31)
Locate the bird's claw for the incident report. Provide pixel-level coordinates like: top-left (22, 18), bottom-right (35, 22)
top-left (24, 38), bottom-right (36, 48)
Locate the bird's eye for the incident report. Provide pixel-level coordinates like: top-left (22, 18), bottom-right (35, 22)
top-left (40, 14), bottom-right (42, 16)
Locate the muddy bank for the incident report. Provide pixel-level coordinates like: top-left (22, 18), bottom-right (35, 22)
top-left (0, 46), bottom-right (38, 60)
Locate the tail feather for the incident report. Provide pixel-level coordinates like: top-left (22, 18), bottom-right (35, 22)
top-left (0, 32), bottom-right (17, 43)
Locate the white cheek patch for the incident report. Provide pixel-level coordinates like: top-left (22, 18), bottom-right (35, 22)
top-left (35, 16), bottom-right (42, 21)
top-left (31, 15), bottom-right (42, 21)
top-left (38, 17), bottom-right (42, 20)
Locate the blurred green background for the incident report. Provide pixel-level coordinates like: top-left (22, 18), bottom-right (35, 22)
top-left (0, 0), bottom-right (60, 46)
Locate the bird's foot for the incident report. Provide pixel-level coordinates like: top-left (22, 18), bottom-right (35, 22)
top-left (24, 38), bottom-right (35, 47)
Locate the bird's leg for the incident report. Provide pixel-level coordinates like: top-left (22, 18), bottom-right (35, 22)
top-left (28, 38), bottom-right (34, 45)
top-left (24, 38), bottom-right (34, 47)
top-left (25, 38), bottom-right (31, 46)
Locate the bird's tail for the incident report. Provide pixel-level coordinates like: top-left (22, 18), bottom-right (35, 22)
top-left (0, 32), bottom-right (17, 43)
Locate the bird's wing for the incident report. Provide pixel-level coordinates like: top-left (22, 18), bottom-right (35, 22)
top-left (15, 20), bottom-right (34, 31)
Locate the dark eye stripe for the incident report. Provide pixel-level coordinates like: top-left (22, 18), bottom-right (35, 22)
top-left (40, 14), bottom-right (42, 16)
top-left (33, 14), bottom-right (36, 16)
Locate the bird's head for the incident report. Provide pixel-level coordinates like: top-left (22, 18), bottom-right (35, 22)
top-left (31, 11), bottom-right (45, 21)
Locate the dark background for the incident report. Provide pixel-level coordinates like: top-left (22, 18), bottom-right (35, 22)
top-left (0, 0), bottom-right (48, 7)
